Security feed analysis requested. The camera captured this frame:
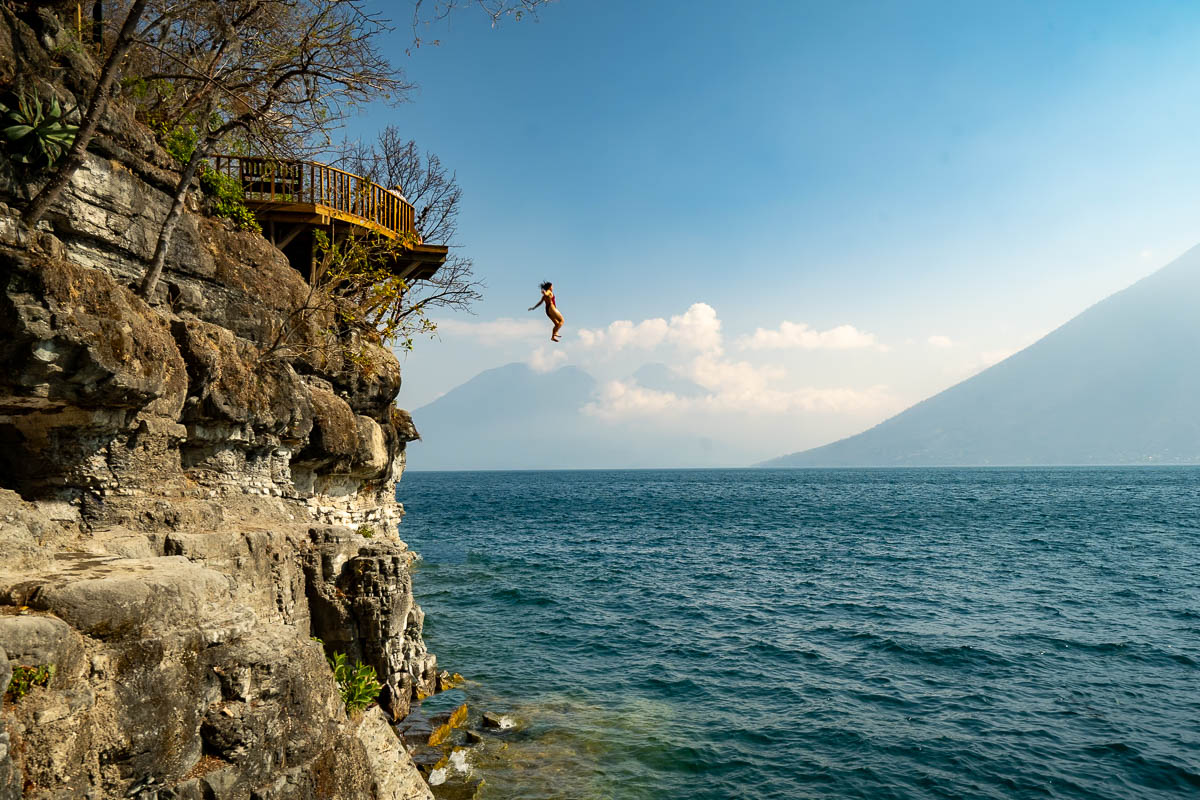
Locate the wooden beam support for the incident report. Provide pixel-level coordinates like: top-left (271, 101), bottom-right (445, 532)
top-left (274, 223), bottom-right (306, 250)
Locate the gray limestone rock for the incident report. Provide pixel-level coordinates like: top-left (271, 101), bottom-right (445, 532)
top-left (10, 556), bottom-right (235, 640)
top-left (0, 614), bottom-right (81, 675)
top-left (358, 707), bottom-right (435, 800)
top-left (304, 526), bottom-right (436, 721)
top-left (0, 6), bottom-right (438, 798)
top-left (0, 644), bottom-right (18, 800)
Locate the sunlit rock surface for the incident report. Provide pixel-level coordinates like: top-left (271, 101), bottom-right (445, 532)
top-left (0, 6), bottom-right (434, 798)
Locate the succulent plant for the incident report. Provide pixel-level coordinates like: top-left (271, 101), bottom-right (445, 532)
top-left (0, 88), bottom-right (78, 168)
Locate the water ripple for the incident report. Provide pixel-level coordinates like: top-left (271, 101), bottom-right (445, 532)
top-left (399, 468), bottom-right (1200, 800)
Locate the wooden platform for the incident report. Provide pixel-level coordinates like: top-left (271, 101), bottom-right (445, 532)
top-left (211, 155), bottom-right (448, 282)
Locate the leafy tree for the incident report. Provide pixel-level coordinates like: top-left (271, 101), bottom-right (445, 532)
top-left (242, 130), bottom-right (484, 365)
top-left (19, 0), bottom-right (553, 227)
top-left (258, 228), bottom-right (434, 369)
top-left (12, 0), bottom-right (550, 350)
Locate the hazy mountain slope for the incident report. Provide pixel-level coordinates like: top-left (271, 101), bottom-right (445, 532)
top-left (405, 363), bottom-right (735, 470)
top-left (764, 246), bottom-right (1200, 466)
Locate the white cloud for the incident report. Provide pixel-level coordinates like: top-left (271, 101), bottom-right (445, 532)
top-left (577, 303), bottom-right (722, 354)
top-left (582, 381), bottom-right (680, 418)
top-left (583, 376), bottom-right (892, 419)
top-left (687, 353), bottom-right (783, 394)
top-left (665, 303), bottom-right (723, 353)
top-left (712, 384), bottom-right (892, 414)
top-left (577, 318), bottom-right (669, 350)
top-left (438, 317), bottom-right (545, 343)
top-left (528, 346), bottom-right (568, 373)
top-left (928, 335), bottom-right (954, 348)
top-left (738, 321), bottom-right (878, 351)
top-left (573, 302), bottom-right (894, 421)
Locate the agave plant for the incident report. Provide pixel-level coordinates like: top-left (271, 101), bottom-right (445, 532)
top-left (0, 88), bottom-right (78, 168)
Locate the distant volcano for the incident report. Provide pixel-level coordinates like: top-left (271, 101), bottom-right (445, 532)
top-left (763, 246), bottom-right (1200, 466)
top-left (406, 362), bottom-right (740, 470)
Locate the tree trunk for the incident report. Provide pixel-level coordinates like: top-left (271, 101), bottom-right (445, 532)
top-left (21, 0), bottom-right (149, 228)
top-left (138, 138), bottom-right (211, 299)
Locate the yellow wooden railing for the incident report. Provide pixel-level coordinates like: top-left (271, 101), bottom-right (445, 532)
top-left (210, 155), bottom-right (416, 240)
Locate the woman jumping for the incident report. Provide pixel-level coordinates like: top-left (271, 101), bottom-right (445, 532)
top-left (529, 281), bottom-right (564, 342)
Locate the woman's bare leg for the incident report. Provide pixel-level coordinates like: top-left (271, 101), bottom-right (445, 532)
top-left (551, 320), bottom-right (563, 341)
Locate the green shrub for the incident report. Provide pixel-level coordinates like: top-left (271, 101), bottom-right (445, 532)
top-left (327, 651), bottom-right (381, 714)
top-left (355, 524), bottom-right (375, 539)
top-left (0, 89), bottom-right (77, 168)
top-left (152, 123), bottom-right (260, 232)
top-left (198, 166), bottom-right (261, 232)
top-left (5, 664), bottom-right (54, 701)
top-left (156, 122), bottom-right (198, 167)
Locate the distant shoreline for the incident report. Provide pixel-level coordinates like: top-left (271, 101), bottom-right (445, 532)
top-left (403, 463), bottom-right (1200, 473)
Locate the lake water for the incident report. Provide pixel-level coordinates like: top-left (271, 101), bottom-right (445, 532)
top-left (397, 468), bottom-right (1200, 799)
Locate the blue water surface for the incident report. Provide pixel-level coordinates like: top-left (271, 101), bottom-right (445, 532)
top-left (397, 468), bottom-right (1200, 800)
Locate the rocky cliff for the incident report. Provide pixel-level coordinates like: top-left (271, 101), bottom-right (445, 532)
top-left (0, 6), bottom-right (437, 798)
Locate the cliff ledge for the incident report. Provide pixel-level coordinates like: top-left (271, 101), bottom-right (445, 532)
top-left (0, 6), bottom-right (436, 798)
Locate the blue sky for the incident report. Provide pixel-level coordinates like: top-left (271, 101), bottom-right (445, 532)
top-left (352, 0), bottom-right (1200, 463)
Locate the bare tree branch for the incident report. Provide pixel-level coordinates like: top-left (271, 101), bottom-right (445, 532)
top-left (333, 128), bottom-right (483, 324)
top-left (408, 0), bottom-right (553, 51)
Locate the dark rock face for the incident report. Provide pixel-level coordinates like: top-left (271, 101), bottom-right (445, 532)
top-left (0, 7), bottom-right (436, 799)
top-left (0, 237), bottom-right (189, 496)
top-left (0, 242), bottom-right (186, 414)
top-left (304, 528), bottom-right (436, 721)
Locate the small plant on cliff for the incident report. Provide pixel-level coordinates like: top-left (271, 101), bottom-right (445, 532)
top-left (5, 664), bottom-right (54, 701)
top-left (154, 122), bottom-right (260, 232)
top-left (199, 169), bottom-right (261, 232)
top-left (356, 524), bottom-right (376, 539)
top-left (328, 651), bottom-right (382, 714)
top-left (0, 88), bottom-right (78, 169)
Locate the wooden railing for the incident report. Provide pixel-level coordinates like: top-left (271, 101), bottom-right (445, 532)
top-left (210, 155), bottom-right (416, 239)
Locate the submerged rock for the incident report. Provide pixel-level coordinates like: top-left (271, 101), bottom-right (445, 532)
top-left (481, 711), bottom-right (513, 730)
top-left (408, 745), bottom-right (446, 772)
top-left (397, 709), bottom-right (436, 748)
top-left (436, 669), bottom-right (466, 691)
top-left (428, 703), bottom-right (469, 745)
top-left (429, 775), bottom-right (484, 800)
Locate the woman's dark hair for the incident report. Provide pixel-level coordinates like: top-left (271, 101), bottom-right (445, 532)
top-left (539, 281), bottom-right (552, 291)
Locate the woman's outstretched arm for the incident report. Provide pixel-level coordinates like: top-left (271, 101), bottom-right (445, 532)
top-left (529, 294), bottom-right (547, 311)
